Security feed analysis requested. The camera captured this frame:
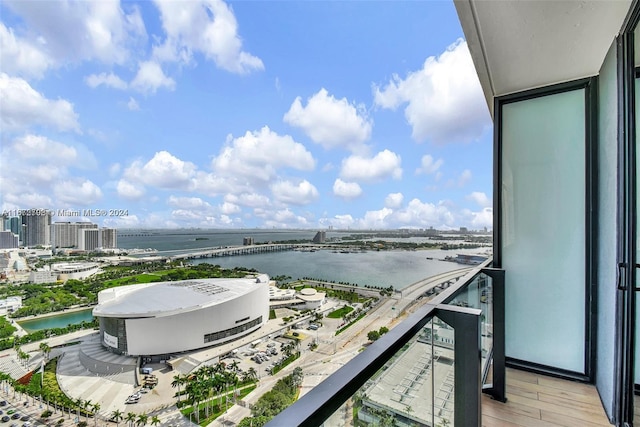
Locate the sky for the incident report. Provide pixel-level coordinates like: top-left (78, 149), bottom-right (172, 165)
top-left (0, 0), bottom-right (493, 230)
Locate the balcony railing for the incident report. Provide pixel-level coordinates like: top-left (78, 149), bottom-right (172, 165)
top-left (266, 261), bottom-right (504, 427)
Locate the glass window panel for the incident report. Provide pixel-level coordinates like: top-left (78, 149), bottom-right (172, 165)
top-left (501, 88), bottom-right (586, 372)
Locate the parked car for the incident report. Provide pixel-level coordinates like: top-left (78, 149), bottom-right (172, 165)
top-left (10, 414), bottom-right (19, 420)
top-left (2, 415), bottom-right (10, 422)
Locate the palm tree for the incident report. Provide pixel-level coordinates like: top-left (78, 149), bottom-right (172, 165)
top-left (74, 398), bottom-right (83, 422)
top-left (83, 399), bottom-right (92, 422)
top-left (110, 409), bottom-right (123, 427)
top-left (39, 342), bottom-right (51, 361)
top-left (247, 367), bottom-right (258, 383)
top-left (136, 413), bottom-right (148, 426)
top-left (150, 415), bottom-right (161, 427)
top-left (125, 412), bottom-right (136, 427)
top-left (228, 360), bottom-right (239, 373)
top-left (92, 402), bottom-right (100, 426)
top-left (171, 374), bottom-right (185, 402)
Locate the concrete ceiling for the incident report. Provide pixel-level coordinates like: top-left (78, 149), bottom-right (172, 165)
top-left (455, 0), bottom-right (632, 116)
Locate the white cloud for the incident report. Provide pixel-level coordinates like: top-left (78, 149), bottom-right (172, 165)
top-left (321, 214), bottom-right (355, 229)
top-left (385, 193), bottom-right (404, 209)
top-left (2, 193), bottom-right (53, 211)
top-left (283, 88), bottom-right (372, 152)
top-left (224, 193), bottom-right (270, 208)
top-left (464, 207), bottom-right (493, 229)
top-left (152, 0), bottom-right (264, 74)
top-left (357, 208), bottom-right (393, 229)
top-left (271, 180), bottom-right (319, 205)
top-left (416, 155), bottom-right (443, 175)
top-left (261, 208), bottom-right (310, 229)
top-left (123, 151), bottom-right (196, 190)
top-left (167, 196), bottom-right (211, 210)
top-left (192, 172), bottom-right (245, 197)
top-left (220, 202), bottom-right (241, 215)
top-left (108, 163), bottom-right (121, 178)
top-left (458, 169), bottom-right (472, 187)
top-left (0, 73), bottom-right (79, 132)
top-left (333, 179), bottom-right (362, 200)
top-left (340, 149), bottom-right (402, 183)
top-left (131, 61), bottom-right (176, 94)
top-left (53, 179), bottom-right (103, 205)
top-left (127, 97), bottom-right (140, 111)
top-left (213, 126), bottom-right (315, 184)
top-left (85, 72), bottom-right (128, 90)
top-left (0, 23), bottom-right (53, 79)
top-left (467, 191), bottom-right (491, 208)
top-left (3, 1), bottom-right (146, 67)
top-left (12, 134), bottom-right (77, 162)
top-left (374, 39), bottom-right (490, 144)
top-left (116, 179), bottom-right (145, 200)
top-left (0, 135), bottom-right (100, 212)
top-left (392, 199), bottom-right (456, 227)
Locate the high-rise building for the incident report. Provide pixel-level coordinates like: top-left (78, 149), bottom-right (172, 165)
top-left (21, 210), bottom-right (51, 247)
top-left (4, 217), bottom-right (21, 242)
top-left (243, 237), bottom-right (255, 246)
top-left (78, 228), bottom-right (100, 251)
top-left (100, 228), bottom-right (117, 249)
top-left (51, 222), bottom-right (97, 248)
top-left (0, 231), bottom-right (19, 249)
top-left (312, 231), bottom-right (326, 243)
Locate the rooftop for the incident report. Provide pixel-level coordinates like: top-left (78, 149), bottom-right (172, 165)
top-left (93, 274), bottom-right (268, 318)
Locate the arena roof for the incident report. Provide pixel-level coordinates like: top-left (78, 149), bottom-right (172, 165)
top-left (93, 274), bottom-right (269, 318)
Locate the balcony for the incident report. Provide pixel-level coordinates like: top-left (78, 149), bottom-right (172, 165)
top-left (262, 260), bottom-right (614, 426)
top-left (266, 261), bottom-right (506, 427)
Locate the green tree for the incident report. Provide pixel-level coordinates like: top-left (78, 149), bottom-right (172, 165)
top-left (136, 413), bottom-right (148, 426)
top-left (110, 409), bottom-right (123, 427)
top-left (125, 412), bottom-right (136, 427)
top-left (368, 330), bottom-right (381, 341)
top-left (171, 374), bottom-right (185, 402)
top-left (92, 402), bottom-right (100, 426)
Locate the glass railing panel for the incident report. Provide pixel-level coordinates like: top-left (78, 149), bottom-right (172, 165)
top-left (444, 273), bottom-right (493, 386)
top-left (267, 264), bottom-right (500, 427)
top-left (318, 316), bottom-right (462, 427)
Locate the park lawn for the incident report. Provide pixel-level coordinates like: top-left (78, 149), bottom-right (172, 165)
top-left (327, 306), bottom-right (354, 319)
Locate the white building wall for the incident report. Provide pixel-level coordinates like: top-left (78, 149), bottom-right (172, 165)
top-left (122, 283), bottom-right (268, 355)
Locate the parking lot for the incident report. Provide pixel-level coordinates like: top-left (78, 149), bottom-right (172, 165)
top-left (0, 394), bottom-right (45, 427)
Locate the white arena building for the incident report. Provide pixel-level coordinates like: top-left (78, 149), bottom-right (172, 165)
top-left (92, 274), bottom-right (269, 356)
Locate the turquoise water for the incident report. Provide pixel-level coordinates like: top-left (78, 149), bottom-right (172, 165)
top-left (18, 308), bottom-right (94, 332)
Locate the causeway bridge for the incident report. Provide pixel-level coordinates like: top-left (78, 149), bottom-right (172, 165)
top-left (167, 243), bottom-right (296, 261)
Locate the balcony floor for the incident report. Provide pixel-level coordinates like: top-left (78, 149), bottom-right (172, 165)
top-left (482, 368), bottom-right (612, 427)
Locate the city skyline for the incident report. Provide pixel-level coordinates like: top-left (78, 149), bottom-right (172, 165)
top-left (0, 1), bottom-right (493, 230)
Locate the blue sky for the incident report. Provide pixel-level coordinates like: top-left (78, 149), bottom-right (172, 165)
top-left (0, 0), bottom-right (493, 230)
